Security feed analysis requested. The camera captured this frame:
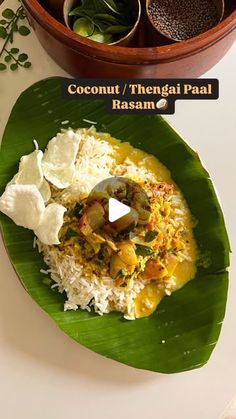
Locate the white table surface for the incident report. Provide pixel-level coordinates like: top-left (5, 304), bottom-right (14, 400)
top-left (0, 1), bottom-right (236, 418)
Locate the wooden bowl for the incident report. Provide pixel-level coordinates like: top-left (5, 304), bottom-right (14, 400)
top-left (21, 0), bottom-right (236, 78)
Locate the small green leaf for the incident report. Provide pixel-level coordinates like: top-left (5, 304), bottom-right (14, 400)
top-left (18, 53), bottom-right (28, 62)
top-left (105, 25), bottom-right (131, 34)
top-left (64, 228), bottom-right (78, 240)
top-left (73, 17), bottom-right (94, 37)
top-left (89, 32), bottom-right (113, 43)
top-left (10, 48), bottom-right (19, 54)
top-left (10, 63), bottom-right (18, 71)
top-left (18, 25), bottom-right (30, 36)
top-left (24, 61), bottom-right (32, 68)
top-left (12, 22), bottom-right (18, 32)
top-left (145, 231), bottom-right (158, 243)
top-left (69, 6), bottom-right (85, 17)
top-left (102, 0), bottom-right (121, 15)
top-left (94, 13), bottom-right (118, 24)
top-left (135, 245), bottom-right (155, 256)
top-left (4, 55), bottom-right (12, 63)
top-left (0, 63), bottom-right (7, 71)
top-left (97, 244), bottom-right (106, 260)
top-left (0, 19), bottom-right (7, 24)
top-left (72, 202), bottom-right (83, 218)
top-left (0, 26), bottom-right (7, 39)
top-left (2, 8), bottom-right (15, 19)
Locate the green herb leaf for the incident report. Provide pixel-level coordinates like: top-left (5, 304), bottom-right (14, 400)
top-left (12, 22), bottom-right (18, 32)
top-left (2, 8), bottom-right (15, 19)
top-left (97, 243), bottom-right (106, 260)
top-left (105, 25), bottom-right (131, 34)
top-left (93, 20), bottom-right (108, 33)
top-left (69, 6), bottom-right (86, 17)
top-left (73, 17), bottom-right (95, 37)
top-left (93, 13), bottom-right (118, 24)
top-left (10, 63), bottom-right (18, 71)
top-left (102, 0), bottom-right (121, 15)
top-left (0, 6), bottom-right (31, 73)
top-left (89, 32), bottom-right (113, 43)
top-left (81, 0), bottom-right (104, 14)
top-left (0, 26), bottom-right (7, 39)
top-left (18, 26), bottom-right (30, 36)
top-left (4, 55), bottom-right (11, 63)
top-left (18, 53), bottom-right (28, 62)
top-left (72, 202), bottom-right (83, 218)
top-left (69, 0), bottom-right (133, 44)
top-left (24, 61), bottom-right (32, 68)
top-left (145, 231), bottom-right (158, 243)
top-left (64, 228), bottom-right (78, 240)
top-left (135, 245), bottom-right (155, 257)
top-left (0, 63), bottom-right (7, 71)
top-left (10, 48), bottom-right (19, 54)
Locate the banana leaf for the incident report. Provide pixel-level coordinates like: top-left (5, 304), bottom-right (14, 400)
top-left (0, 77), bottom-right (230, 373)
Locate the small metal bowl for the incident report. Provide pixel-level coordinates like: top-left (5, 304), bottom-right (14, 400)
top-left (63, 0), bottom-right (141, 47)
top-left (146, 0), bottom-right (225, 42)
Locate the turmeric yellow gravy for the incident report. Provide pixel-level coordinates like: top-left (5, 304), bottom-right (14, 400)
top-left (107, 135), bottom-right (197, 318)
top-left (50, 128), bottom-right (198, 319)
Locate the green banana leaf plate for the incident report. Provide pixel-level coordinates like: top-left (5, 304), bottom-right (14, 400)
top-left (0, 77), bottom-right (230, 373)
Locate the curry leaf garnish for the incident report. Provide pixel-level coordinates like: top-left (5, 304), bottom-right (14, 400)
top-left (65, 228), bottom-right (78, 240)
top-left (145, 231), bottom-right (158, 243)
top-left (135, 245), bottom-right (155, 257)
top-left (97, 244), bottom-right (106, 260)
top-left (72, 202), bottom-right (84, 218)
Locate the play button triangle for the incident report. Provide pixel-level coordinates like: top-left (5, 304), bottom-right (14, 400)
top-left (108, 198), bottom-right (131, 223)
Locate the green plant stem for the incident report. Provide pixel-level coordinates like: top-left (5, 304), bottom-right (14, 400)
top-left (0, 6), bottom-right (22, 59)
top-left (0, 32), bottom-right (10, 59)
top-left (3, 47), bottom-right (24, 66)
top-left (6, 15), bottom-right (16, 29)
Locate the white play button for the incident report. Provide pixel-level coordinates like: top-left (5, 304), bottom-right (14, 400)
top-left (108, 198), bottom-right (131, 223)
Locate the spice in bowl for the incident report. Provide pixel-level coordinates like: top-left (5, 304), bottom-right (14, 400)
top-left (147, 0), bottom-right (223, 41)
